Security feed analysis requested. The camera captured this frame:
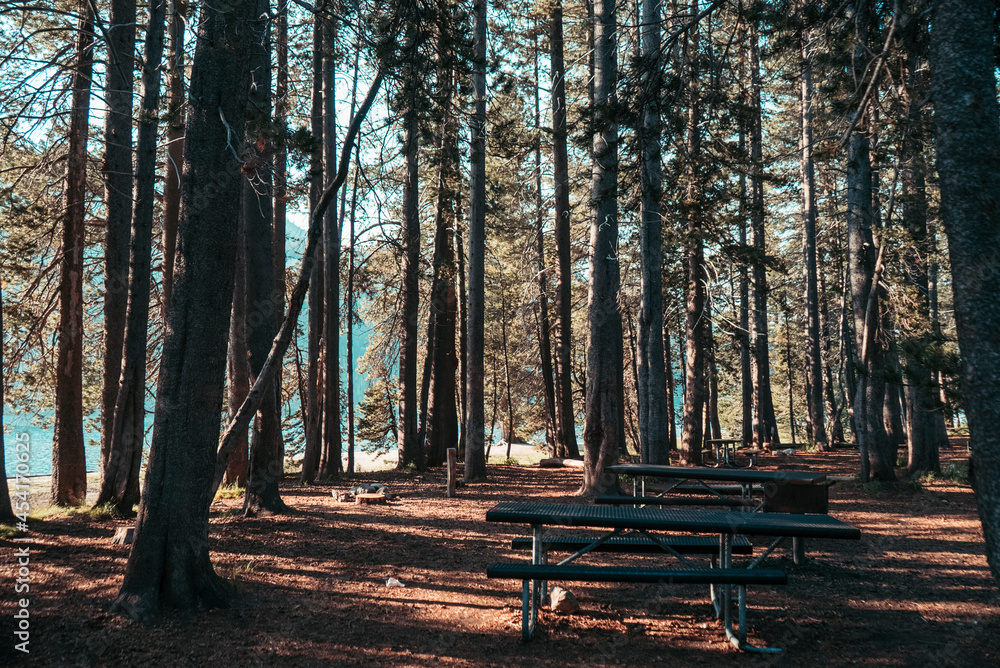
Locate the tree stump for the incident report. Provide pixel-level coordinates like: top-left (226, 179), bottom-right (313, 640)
top-left (112, 527), bottom-right (135, 545)
top-left (355, 493), bottom-right (387, 505)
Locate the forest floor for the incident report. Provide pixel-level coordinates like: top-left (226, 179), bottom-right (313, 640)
top-left (4, 440), bottom-right (998, 667)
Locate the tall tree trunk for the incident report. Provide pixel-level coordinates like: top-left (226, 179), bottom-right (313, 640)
top-left (799, 22), bottom-right (826, 448)
top-left (846, 132), bottom-right (895, 482)
top-left (749, 19), bottom-right (778, 451)
top-left (738, 118), bottom-right (753, 447)
top-left (533, 30), bottom-right (558, 455)
top-left (321, 17), bottom-right (342, 478)
top-left (96, 0), bottom-right (167, 513)
top-left (706, 302), bottom-right (721, 442)
top-left (664, 319), bottom-right (677, 453)
top-left (930, 0), bottom-right (1000, 583)
top-left (899, 11), bottom-right (944, 475)
top-left (457, 212), bottom-right (468, 458)
top-left (681, 0), bottom-right (706, 466)
top-left (549, 0), bottom-right (579, 459)
top-left (785, 308), bottom-right (797, 444)
top-left (581, 0), bottom-right (623, 495)
top-left (101, 0), bottom-right (136, 481)
top-left (464, 0), bottom-right (487, 480)
top-left (0, 281), bottom-right (15, 521)
top-left (273, 0), bottom-right (289, 400)
top-left (398, 51), bottom-right (422, 469)
top-left (637, 0), bottom-right (668, 465)
top-left (819, 268), bottom-right (845, 443)
top-left (111, 0), bottom-right (256, 620)
top-left (301, 14), bottom-right (325, 484)
top-left (53, 2), bottom-right (93, 507)
top-left (225, 224), bottom-right (250, 488)
top-left (161, 0), bottom-right (187, 313)
top-left (345, 45), bottom-right (361, 474)
top-left (424, 32), bottom-right (459, 468)
top-left (243, 0), bottom-right (286, 514)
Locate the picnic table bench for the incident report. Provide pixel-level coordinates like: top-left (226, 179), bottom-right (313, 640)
top-left (485, 501), bottom-right (860, 652)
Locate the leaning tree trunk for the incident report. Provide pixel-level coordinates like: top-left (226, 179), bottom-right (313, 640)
top-left (111, 0), bottom-right (256, 620)
top-left (464, 0), bottom-right (488, 480)
top-left (637, 0), bottom-right (668, 465)
top-left (101, 0), bottom-right (135, 480)
top-left (53, 2), bottom-right (93, 507)
top-left (243, 1), bottom-right (286, 514)
top-left (549, 0), bottom-right (579, 460)
top-left (96, 0), bottom-right (167, 513)
top-left (581, 0), bottom-right (623, 496)
top-left (930, 0), bottom-right (1000, 584)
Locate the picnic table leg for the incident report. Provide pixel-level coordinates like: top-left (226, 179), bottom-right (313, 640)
top-left (526, 524), bottom-right (545, 639)
top-left (724, 585), bottom-right (782, 653)
top-left (792, 537), bottom-right (805, 565)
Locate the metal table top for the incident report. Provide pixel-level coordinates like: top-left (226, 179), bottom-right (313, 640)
top-left (606, 463), bottom-right (827, 485)
top-left (485, 501), bottom-right (860, 540)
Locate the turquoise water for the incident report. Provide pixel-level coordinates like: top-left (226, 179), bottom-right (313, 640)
top-left (3, 419), bottom-right (102, 478)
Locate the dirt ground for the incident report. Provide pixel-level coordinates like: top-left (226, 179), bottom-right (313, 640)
top-left (3, 443), bottom-right (998, 667)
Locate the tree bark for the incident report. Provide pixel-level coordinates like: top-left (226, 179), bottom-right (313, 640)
top-left (663, 319), bottom-right (677, 453)
top-left (96, 0), bottom-right (167, 513)
top-left (243, 0), bottom-right (286, 514)
top-left (161, 0), bottom-right (188, 314)
top-left (101, 0), bottom-right (135, 482)
top-left (533, 30), bottom-right (558, 456)
top-left (681, 0), bottom-right (706, 466)
top-left (637, 0), bottom-right (668, 465)
top-left (424, 36), bottom-right (459, 468)
top-left (225, 225), bottom-right (250, 488)
top-left (899, 9), bottom-right (944, 475)
top-left (749, 18), bottom-right (778, 452)
top-left (301, 14), bottom-right (325, 484)
top-left (930, 0), bottom-right (1000, 583)
top-left (53, 2), bottom-right (93, 507)
top-left (464, 0), bottom-right (487, 480)
top-left (111, 0), bottom-right (256, 620)
top-left (549, 0), bottom-right (579, 459)
top-left (799, 22), bottom-right (826, 448)
top-left (321, 16), bottom-right (342, 478)
top-left (345, 45), bottom-right (361, 474)
top-left (581, 0), bottom-right (623, 496)
top-left (398, 65), bottom-right (422, 470)
top-left (846, 132), bottom-right (895, 482)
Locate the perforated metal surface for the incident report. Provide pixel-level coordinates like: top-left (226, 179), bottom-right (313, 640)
top-left (606, 463), bottom-right (827, 485)
top-left (486, 562), bottom-right (788, 585)
top-left (509, 534), bottom-right (754, 555)
top-left (485, 502), bottom-right (860, 539)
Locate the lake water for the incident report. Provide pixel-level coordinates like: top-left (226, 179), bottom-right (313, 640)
top-left (3, 418), bottom-right (102, 478)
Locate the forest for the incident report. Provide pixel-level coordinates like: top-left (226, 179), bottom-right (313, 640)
top-left (1, 0), bottom-right (1000, 631)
